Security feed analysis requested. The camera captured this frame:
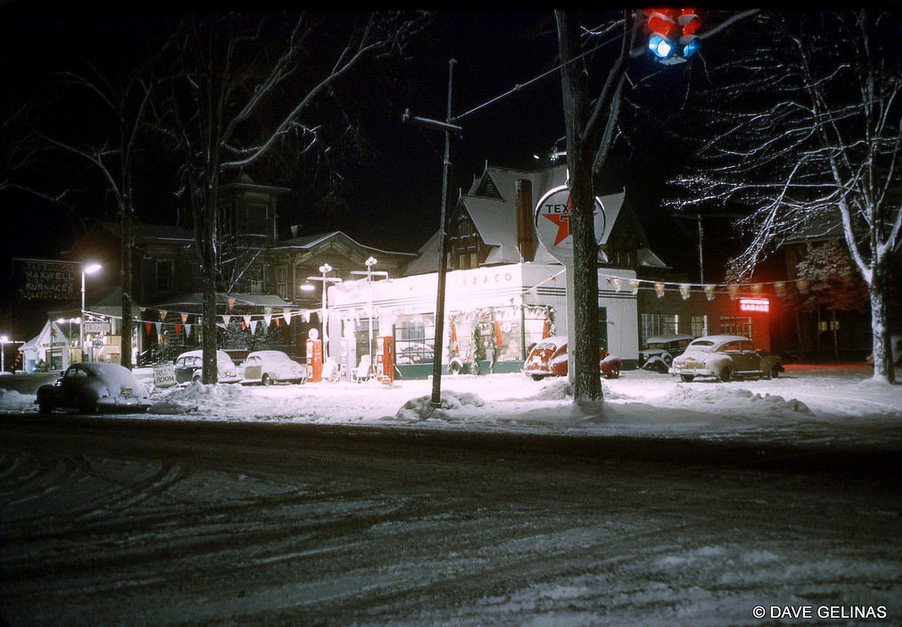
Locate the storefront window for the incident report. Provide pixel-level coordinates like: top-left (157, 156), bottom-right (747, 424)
top-left (393, 315), bottom-right (435, 366)
top-left (641, 313), bottom-right (679, 345)
top-left (523, 305), bottom-right (554, 356)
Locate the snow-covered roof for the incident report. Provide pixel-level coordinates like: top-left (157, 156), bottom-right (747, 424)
top-left (273, 230), bottom-right (416, 258)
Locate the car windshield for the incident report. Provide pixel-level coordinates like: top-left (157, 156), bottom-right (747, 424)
top-left (687, 340), bottom-right (715, 351)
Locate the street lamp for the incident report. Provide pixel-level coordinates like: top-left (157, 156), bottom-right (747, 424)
top-left (350, 256), bottom-right (388, 376)
top-left (80, 262), bottom-right (102, 362)
top-left (305, 263), bottom-right (342, 358)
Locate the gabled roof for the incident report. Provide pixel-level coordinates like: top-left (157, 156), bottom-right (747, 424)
top-left (461, 163), bottom-right (625, 265)
top-left (271, 230), bottom-right (416, 259)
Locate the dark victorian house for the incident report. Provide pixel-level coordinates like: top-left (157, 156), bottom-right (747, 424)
top-left (36, 174), bottom-right (414, 368)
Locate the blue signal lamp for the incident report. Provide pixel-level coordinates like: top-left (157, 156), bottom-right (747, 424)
top-left (648, 34), bottom-right (675, 59)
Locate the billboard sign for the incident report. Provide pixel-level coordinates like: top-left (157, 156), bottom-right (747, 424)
top-left (12, 258), bottom-right (80, 301)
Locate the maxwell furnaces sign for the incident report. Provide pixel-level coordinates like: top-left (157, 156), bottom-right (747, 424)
top-left (13, 258), bottom-right (80, 301)
top-left (533, 185), bottom-right (623, 263)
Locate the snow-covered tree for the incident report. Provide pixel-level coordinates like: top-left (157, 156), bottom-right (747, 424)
top-left (553, 9), bottom-right (759, 402)
top-left (2, 59), bottom-right (157, 370)
top-left (156, 12), bottom-right (420, 383)
top-left (671, 10), bottom-right (901, 383)
top-left (795, 239), bottom-right (870, 362)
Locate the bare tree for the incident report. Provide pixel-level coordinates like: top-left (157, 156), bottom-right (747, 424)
top-left (554, 10), bottom-right (640, 403)
top-left (157, 12), bottom-right (421, 383)
top-left (672, 10), bottom-right (901, 383)
top-left (2, 60), bottom-right (156, 370)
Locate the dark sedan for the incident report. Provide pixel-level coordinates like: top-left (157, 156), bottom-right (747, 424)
top-left (35, 362), bottom-right (151, 414)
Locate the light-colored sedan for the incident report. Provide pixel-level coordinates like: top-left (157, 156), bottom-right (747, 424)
top-left (240, 350), bottom-right (306, 385)
top-left (174, 349), bottom-right (242, 384)
top-left (35, 362), bottom-right (151, 414)
top-left (669, 334), bottom-right (784, 382)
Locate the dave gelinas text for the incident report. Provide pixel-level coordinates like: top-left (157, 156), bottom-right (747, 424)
top-left (756, 605), bottom-right (887, 620)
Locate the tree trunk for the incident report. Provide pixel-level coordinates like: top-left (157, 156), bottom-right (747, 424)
top-left (556, 11), bottom-right (602, 403)
top-left (868, 265), bottom-right (894, 383)
top-left (201, 188), bottom-right (219, 385)
top-left (119, 206), bottom-right (134, 369)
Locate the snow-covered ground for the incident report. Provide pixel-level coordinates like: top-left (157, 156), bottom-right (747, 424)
top-left (3, 365), bottom-right (899, 446)
top-left (2, 365), bottom-right (900, 626)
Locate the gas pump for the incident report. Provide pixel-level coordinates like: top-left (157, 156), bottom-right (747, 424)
top-left (306, 329), bottom-right (323, 383)
top-left (375, 335), bottom-right (394, 385)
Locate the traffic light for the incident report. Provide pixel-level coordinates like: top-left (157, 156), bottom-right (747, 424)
top-left (678, 7), bottom-right (701, 58)
top-left (644, 8), bottom-right (679, 60)
top-left (643, 7), bottom-right (702, 63)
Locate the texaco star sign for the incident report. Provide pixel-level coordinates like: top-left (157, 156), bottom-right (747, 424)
top-left (533, 185), bottom-right (607, 264)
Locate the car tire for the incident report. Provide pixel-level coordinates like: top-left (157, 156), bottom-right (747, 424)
top-left (530, 374), bottom-right (544, 381)
top-left (77, 394), bottom-right (98, 414)
top-left (38, 400), bottom-right (53, 414)
top-left (262, 373), bottom-right (272, 386)
top-left (604, 366), bottom-right (621, 379)
top-left (720, 365), bottom-right (734, 382)
top-left (768, 365), bottom-right (780, 380)
top-left (680, 374), bottom-right (694, 383)
top-left (663, 353), bottom-right (673, 367)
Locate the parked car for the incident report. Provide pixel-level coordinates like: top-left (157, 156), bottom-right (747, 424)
top-left (35, 362), bottom-right (151, 414)
top-left (173, 349), bottom-right (241, 384)
top-left (638, 333), bottom-right (694, 373)
top-left (669, 334), bottom-right (784, 382)
top-left (239, 350), bottom-right (306, 385)
top-left (396, 343), bottom-right (434, 366)
top-left (524, 335), bottom-right (621, 381)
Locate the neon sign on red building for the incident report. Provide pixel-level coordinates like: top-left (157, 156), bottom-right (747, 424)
top-left (739, 298), bottom-right (770, 313)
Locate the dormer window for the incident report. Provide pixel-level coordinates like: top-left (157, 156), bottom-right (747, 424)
top-left (450, 216), bottom-right (481, 270)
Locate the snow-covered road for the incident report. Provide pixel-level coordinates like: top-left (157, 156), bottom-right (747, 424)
top-left (1, 366), bottom-right (901, 625)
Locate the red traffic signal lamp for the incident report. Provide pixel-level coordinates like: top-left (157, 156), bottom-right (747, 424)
top-left (644, 8), bottom-right (679, 60)
top-left (643, 7), bottom-right (702, 63)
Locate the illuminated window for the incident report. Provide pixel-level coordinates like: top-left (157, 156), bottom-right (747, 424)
top-left (720, 316), bottom-right (752, 337)
top-left (640, 313), bottom-right (679, 345)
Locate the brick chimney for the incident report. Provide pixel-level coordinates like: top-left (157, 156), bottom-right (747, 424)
top-left (516, 179), bottom-right (536, 262)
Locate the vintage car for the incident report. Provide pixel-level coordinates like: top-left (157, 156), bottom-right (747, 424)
top-left (638, 333), bottom-right (694, 373)
top-left (173, 349), bottom-right (242, 385)
top-left (35, 362), bottom-right (151, 414)
top-left (524, 335), bottom-right (621, 381)
top-left (395, 342), bottom-right (435, 366)
top-left (239, 350), bottom-right (306, 385)
top-left (669, 334), bottom-right (785, 382)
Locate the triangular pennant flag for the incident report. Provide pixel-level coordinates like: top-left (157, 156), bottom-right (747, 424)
top-left (181, 313), bottom-right (189, 324)
top-left (174, 323), bottom-right (182, 338)
top-left (283, 311), bottom-right (291, 326)
top-left (145, 321), bottom-right (153, 335)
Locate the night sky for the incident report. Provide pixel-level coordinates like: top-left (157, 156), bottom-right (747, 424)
top-left (0, 7), bottom-right (698, 339)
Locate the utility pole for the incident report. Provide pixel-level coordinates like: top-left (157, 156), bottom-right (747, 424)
top-left (402, 59), bottom-right (463, 408)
